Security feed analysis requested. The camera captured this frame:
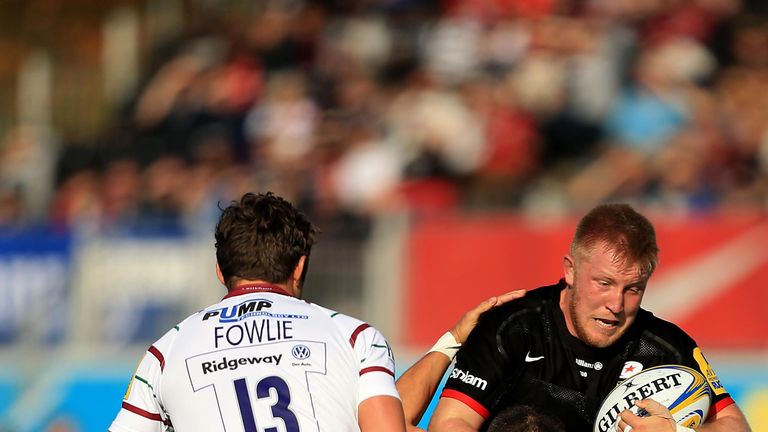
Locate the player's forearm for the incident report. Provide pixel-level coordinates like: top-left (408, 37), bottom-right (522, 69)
top-left (697, 403), bottom-right (751, 432)
top-left (359, 395), bottom-right (407, 432)
top-left (697, 417), bottom-right (752, 432)
top-left (396, 352), bottom-right (452, 426)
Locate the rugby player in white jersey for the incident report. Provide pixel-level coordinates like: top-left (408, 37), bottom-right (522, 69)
top-left (110, 192), bottom-right (406, 432)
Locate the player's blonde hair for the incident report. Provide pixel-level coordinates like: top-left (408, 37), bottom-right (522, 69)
top-left (570, 203), bottom-right (659, 278)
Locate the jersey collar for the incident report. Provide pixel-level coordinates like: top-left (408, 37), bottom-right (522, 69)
top-left (223, 283), bottom-right (293, 300)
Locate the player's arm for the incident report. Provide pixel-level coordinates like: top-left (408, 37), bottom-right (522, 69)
top-left (359, 395), bottom-right (407, 432)
top-left (109, 345), bottom-right (167, 432)
top-left (397, 350), bottom-right (451, 432)
top-left (684, 346), bottom-right (751, 431)
top-left (351, 321), bottom-right (408, 432)
top-left (396, 290), bottom-right (525, 431)
top-left (697, 403), bottom-right (751, 432)
top-left (427, 397), bottom-right (485, 432)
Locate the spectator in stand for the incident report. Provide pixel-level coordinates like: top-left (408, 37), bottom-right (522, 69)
top-left (8, 0), bottom-right (768, 235)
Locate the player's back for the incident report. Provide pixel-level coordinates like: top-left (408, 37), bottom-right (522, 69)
top-left (152, 290), bottom-right (391, 431)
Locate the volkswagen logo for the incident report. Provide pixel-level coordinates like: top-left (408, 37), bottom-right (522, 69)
top-left (292, 344), bottom-right (311, 360)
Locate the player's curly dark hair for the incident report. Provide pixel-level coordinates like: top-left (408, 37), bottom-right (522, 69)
top-left (487, 405), bottom-right (565, 432)
top-left (215, 192), bottom-right (318, 290)
top-left (571, 203), bottom-right (659, 278)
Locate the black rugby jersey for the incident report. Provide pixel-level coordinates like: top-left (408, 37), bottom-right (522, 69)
top-left (442, 280), bottom-right (734, 432)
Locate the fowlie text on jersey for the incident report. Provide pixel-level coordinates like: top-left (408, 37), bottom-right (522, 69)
top-left (214, 319), bottom-right (294, 348)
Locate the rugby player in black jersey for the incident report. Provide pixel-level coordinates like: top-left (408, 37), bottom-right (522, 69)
top-left (419, 204), bottom-right (751, 432)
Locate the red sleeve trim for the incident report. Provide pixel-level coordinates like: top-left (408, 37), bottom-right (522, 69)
top-left (349, 323), bottom-right (371, 347)
top-left (148, 345), bottom-right (165, 371)
top-left (360, 366), bottom-right (395, 377)
top-left (122, 401), bottom-right (163, 421)
top-left (708, 396), bottom-right (735, 419)
top-left (441, 389), bottom-right (491, 419)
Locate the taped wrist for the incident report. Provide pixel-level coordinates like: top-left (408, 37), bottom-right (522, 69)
top-left (428, 331), bottom-right (461, 360)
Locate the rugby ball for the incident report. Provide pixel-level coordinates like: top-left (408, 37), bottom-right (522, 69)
top-left (593, 365), bottom-right (711, 432)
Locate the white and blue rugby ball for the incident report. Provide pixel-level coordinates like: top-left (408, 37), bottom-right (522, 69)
top-left (593, 365), bottom-right (712, 432)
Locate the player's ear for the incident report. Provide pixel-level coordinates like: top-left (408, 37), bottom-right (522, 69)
top-left (215, 262), bottom-right (226, 286)
top-left (292, 256), bottom-right (306, 287)
top-left (563, 254), bottom-right (575, 286)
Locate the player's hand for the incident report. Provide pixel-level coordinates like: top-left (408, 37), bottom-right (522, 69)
top-left (616, 399), bottom-right (676, 432)
top-left (449, 290), bottom-right (526, 344)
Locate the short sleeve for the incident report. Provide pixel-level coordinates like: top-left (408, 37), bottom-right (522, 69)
top-left (685, 346), bottom-right (735, 416)
top-left (351, 323), bottom-right (400, 404)
top-left (641, 315), bottom-right (736, 419)
top-left (110, 349), bottom-right (168, 432)
top-left (442, 310), bottom-right (521, 419)
top-left (110, 326), bottom-right (178, 432)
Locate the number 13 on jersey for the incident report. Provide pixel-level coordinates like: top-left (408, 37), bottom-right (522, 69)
top-left (186, 341), bottom-right (326, 432)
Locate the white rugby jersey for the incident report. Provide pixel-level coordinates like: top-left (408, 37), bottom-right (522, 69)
top-left (110, 284), bottom-right (399, 432)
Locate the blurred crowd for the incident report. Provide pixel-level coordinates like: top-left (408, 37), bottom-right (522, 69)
top-left (3, 0), bottom-right (768, 238)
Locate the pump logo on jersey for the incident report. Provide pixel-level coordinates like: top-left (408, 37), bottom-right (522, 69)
top-left (203, 299), bottom-right (309, 323)
top-left (292, 344), bottom-right (311, 360)
top-left (203, 299), bottom-right (273, 322)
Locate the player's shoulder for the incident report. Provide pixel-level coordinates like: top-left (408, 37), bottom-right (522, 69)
top-left (634, 308), bottom-right (698, 348)
top-left (521, 282), bottom-right (562, 306)
top-left (306, 302), bottom-right (384, 341)
top-left (154, 311), bottom-right (200, 349)
top-left (135, 312), bottom-right (196, 370)
top-left (320, 307), bottom-right (370, 333)
top-left (479, 281), bottom-right (562, 326)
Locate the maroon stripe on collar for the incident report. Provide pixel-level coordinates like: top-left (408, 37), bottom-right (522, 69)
top-left (223, 284), bottom-right (292, 300)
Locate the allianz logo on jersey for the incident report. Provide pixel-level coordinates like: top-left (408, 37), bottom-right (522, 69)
top-left (203, 299), bottom-right (309, 323)
top-left (450, 367), bottom-right (488, 390)
top-left (575, 358), bottom-right (603, 370)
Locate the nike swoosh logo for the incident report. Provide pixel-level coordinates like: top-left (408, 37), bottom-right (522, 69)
top-left (525, 352), bottom-right (544, 362)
